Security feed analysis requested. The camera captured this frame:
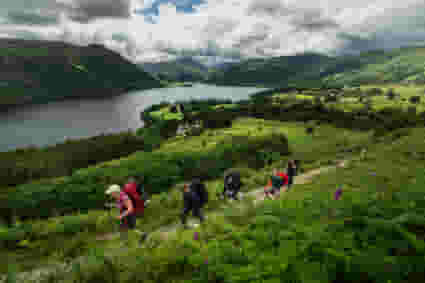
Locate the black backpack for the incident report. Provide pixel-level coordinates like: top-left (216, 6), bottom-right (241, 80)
top-left (136, 182), bottom-right (149, 201)
top-left (191, 179), bottom-right (208, 206)
top-left (224, 172), bottom-right (241, 190)
top-left (271, 175), bottom-right (284, 188)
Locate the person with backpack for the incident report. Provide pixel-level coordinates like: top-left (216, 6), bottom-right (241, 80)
top-left (105, 181), bottom-right (147, 245)
top-left (264, 168), bottom-right (288, 200)
top-left (135, 176), bottom-right (150, 208)
top-left (181, 182), bottom-right (205, 229)
top-left (286, 160), bottom-right (297, 191)
top-left (221, 171), bottom-right (243, 201)
top-left (191, 178), bottom-right (208, 208)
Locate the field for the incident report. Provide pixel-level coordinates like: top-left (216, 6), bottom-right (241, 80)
top-left (1, 84), bottom-right (425, 282)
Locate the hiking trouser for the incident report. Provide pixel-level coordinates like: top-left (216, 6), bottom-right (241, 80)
top-left (181, 205), bottom-right (204, 225)
top-left (287, 175), bottom-right (294, 190)
top-left (120, 213), bottom-right (137, 230)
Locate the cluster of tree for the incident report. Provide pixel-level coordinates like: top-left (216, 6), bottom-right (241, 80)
top-left (0, 132), bottom-right (145, 188)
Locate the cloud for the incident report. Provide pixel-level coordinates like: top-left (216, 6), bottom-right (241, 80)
top-left (6, 10), bottom-right (59, 26)
top-left (1, 0), bottom-right (425, 65)
top-left (63, 0), bottom-right (132, 23)
top-left (290, 8), bottom-right (339, 32)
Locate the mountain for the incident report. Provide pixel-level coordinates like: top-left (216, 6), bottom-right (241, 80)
top-left (206, 46), bottom-right (425, 87)
top-left (0, 39), bottom-right (162, 112)
top-left (206, 52), bottom-right (336, 87)
top-left (140, 57), bottom-right (212, 82)
top-left (322, 46), bottom-right (425, 86)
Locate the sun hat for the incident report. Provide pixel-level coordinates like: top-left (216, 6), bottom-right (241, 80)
top-left (105, 184), bottom-right (121, 195)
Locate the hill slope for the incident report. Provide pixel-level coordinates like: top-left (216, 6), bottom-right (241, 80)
top-left (323, 46), bottom-right (425, 86)
top-left (140, 57), bottom-right (212, 82)
top-left (206, 52), bottom-right (336, 87)
top-left (206, 46), bottom-right (425, 87)
top-left (0, 39), bottom-right (163, 112)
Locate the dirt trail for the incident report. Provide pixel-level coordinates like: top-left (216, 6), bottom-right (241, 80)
top-left (1, 159), bottom-right (349, 283)
top-left (148, 159), bottom-right (349, 240)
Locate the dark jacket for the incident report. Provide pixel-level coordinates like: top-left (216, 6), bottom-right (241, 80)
top-left (287, 164), bottom-right (296, 177)
top-left (183, 190), bottom-right (201, 210)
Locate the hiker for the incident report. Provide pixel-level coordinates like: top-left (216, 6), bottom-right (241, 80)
top-left (294, 160), bottom-right (300, 175)
top-left (264, 168), bottom-right (288, 200)
top-left (286, 160), bottom-right (297, 191)
top-left (191, 178), bottom-right (209, 209)
top-left (221, 171), bottom-right (243, 201)
top-left (105, 182), bottom-right (147, 245)
top-left (181, 181), bottom-right (205, 228)
top-left (136, 176), bottom-right (151, 208)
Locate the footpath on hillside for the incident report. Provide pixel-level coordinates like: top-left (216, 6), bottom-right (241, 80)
top-left (0, 159), bottom-right (350, 283)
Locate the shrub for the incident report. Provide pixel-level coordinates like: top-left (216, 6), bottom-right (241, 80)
top-left (0, 132), bottom-right (146, 188)
top-left (386, 88), bottom-right (396, 100)
top-left (306, 127), bottom-right (315, 135)
top-left (409, 96), bottom-right (420, 104)
top-left (325, 95), bottom-right (338, 102)
top-left (407, 106), bottom-right (417, 115)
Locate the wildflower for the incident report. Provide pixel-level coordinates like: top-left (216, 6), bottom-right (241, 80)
top-left (194, 232), bottom-right (199, 241)
top-left (334, 187), bottom-right (343, 200)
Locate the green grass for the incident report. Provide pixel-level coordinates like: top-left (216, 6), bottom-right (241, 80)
top-left (2, 85), bottom-right (425, 282)
top-left (4, 121), bottom-right (424, 282)
top-left (0, 118), bottom-right (374, 275)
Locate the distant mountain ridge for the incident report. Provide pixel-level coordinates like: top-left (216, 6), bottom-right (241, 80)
top-left (206, 46), bottom-right (425, 87)
top-left (0, 39), bottom-right (162, 112)
top-left (206, 52), bottom-right (336, 87)
top-left (140, 56), bottom-right (215, 82)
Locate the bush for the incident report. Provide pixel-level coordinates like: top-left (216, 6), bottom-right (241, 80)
top-left (0, 132), bottom-right (146, 188)
top-left (409, 96), bottom-right (420, 104)
top-left (6, 131), bottom-right (290, 219)
top-left (386, 88), bottom-right (396, 100)
top-left (314, 96), bottom-right (322, 105)
top-left (324, 95), bottom-right (337, 103)
top-left (408, 106), bottom-right (417, 115)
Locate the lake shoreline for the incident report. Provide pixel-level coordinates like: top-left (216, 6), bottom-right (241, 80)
top-left (0, 84), bottom-right (267, 153)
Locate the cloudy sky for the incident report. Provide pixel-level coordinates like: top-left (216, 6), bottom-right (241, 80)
top-left (1, 0), bottom-right (425, 65)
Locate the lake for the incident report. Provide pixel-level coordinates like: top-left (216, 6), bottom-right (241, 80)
top-left (0, 83), bottom-right (267, 152)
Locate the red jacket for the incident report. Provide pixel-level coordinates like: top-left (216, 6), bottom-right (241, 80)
top-left (265, 172), bottom-right (288, 191)
top-left (122, 182), bottom-right (144, 216)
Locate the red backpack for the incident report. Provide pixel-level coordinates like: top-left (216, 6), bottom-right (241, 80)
top-left (122, 182), bottom-right (145, 216)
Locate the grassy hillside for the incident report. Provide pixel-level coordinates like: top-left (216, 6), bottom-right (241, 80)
top-left (206, 46), bottom-right (425, 88)
top-left (2, 118), bottom-right (425, 282)
top-left (206, 52), bottom-right (335, 87)
top-left (140, 57), bottom-right (211, 82)
top-left (323, 46), bottom-right (425, 86)
top-left (1, 85), bottom-right (425, 282)
top-left (0, 39), bottom-right (163, 112)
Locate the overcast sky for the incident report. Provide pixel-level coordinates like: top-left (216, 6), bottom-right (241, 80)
top-left (1, 0), bottom-right (425, 65)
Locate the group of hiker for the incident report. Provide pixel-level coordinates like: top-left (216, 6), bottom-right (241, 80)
top-left (104, 159), bottom-right (298, 242)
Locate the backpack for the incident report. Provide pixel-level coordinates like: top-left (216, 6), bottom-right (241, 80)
top-left (191, 179), bottom-right (208, 206)
top-left (271, 175), bottom-right (284, 189)
top-left (224, 172), bottom-right (241, 191)
top-left (123, 182), bottom-right (145, 216)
